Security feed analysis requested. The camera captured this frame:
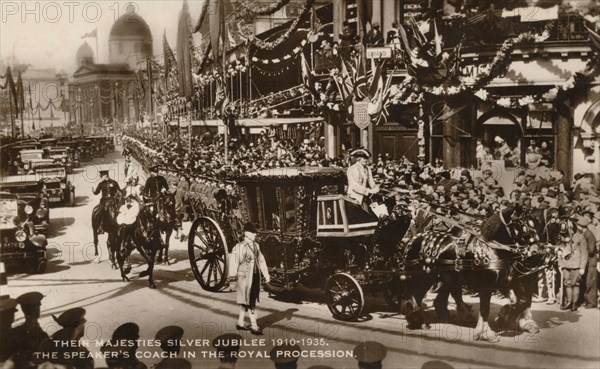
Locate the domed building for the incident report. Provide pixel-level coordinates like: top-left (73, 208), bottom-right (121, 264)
top-left (76, 41), bottom-right (94, 66)
top-left (108, 4), bottom-right (153, 70)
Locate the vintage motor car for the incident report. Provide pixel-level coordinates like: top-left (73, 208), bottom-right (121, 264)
top-left (0, 191), bottom-right (49, 273)
top-left (56, 141), bottom-right (83, 167)
top-left (35, 164), bottom-right (75, 207)
top-left (0, 181), bottom-right (50, 236)
top-left (4, 143), bottom-right (39, 175)
top-left (17, 149), bottom-right (55, 174)
top-left (86, 136), bottom-right (107, 158)
top-left (47, 146), bottom-right (76, 173)
top-left (104, 136), bottom-right (115, 152)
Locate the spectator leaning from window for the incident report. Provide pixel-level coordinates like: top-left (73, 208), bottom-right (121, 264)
top-left (366, 22), bottom-right (385, 46)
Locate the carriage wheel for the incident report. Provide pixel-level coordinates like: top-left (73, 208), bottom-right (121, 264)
top-left (325, 273), bottom-right (365, 321)
top-left (188, 217), bottom-right (228, 292)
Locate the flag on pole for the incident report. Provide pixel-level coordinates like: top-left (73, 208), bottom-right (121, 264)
top-left (81, 29), bottom-right (97, 39)
top-left (433, 19), bottom-right (442, 56)
top-left (300, 52), bottom-right (315, 93)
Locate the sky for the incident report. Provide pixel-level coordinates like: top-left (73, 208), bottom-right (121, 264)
top-left (0, 0), bottom-right (206, 73)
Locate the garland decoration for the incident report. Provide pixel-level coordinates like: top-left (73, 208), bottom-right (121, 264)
top-left (235, 0), bottom-right (291, 19)
top-left (249, 0), bottom-right (315, 51)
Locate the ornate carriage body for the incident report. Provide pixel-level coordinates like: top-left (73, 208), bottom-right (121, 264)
top-left (187, 167), bottom-right (411, 321)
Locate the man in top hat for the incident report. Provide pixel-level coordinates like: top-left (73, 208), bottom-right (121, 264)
top-left (144, 164), bottom-right (170, 201)
top-left (229, 222), bottom-right (270, 335)
top-left (155, 325), bottom-right (184, 363)
top-left (0, 298), bottom-right (18, 362)
top-left (353, 341), bottom-right (387, 369)
top-left (44, 307), bottom-right (93, 369)
top-left (366, 22), bottom-right (384, 46)
top-left (10, 292), bottom-right (49, 363)
top-left (212, 333), bottom-right (242, 369)
top-left (93, 169), bottom-right (123, 234)
top-left (270, 344), bottom-right (302, 369)
top-left (102, 322), bottom-right (147, 369)
top-left (559, 218), bottom-right (589, 311)
top-left (347, 149), bottom-right (380, 213)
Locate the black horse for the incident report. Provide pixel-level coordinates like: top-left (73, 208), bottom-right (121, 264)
top-left (91, 194), bottom-right (122, 268)
top-left (153, 193), bottom-right (178, 265)
top-left (399, 205), bottom-right (552, 342)
top-left (116, 201), bottom-right (161, 288)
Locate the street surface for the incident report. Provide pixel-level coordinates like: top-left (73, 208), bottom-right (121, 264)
top-left (3, 148), bottom-right (599, 369)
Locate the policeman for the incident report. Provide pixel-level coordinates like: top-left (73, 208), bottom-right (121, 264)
top-left (270, 344), bottom-right (302, 369)
top-left (155, 325), bottom-right (184, 361)
top-left (353, 341), bottom-right (387, 369)
top-left (11, 292), bottom-right (49, 363)
top-left (46, 307), bottom-right (94, 369)
top-left (212, 333), bottom-right (242, 369)
top-left (102, 322), bottom-right (147, 369)
top-left (0, 297), bottom-right (18, 362)
top-left (144, 165), bottom-right (169, 200)
top-left (93, 169), bottom-right (123, 234)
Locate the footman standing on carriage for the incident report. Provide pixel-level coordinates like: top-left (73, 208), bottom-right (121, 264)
top-left (93, 170), bottom-right (123, 234)
top-left (230, 222), bottom-right (270, 335)
top-left (347, 149), bottom-right (380, 213)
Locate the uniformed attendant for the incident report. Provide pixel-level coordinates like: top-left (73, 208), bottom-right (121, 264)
top-left (93, 169), bottom-right (123, 234)
top-left (559, 218), bottom-right (589, 312)
top-left (347, 149), bottom-right (380, 213)
top-left (229, 222), bottom-right (270, 335)
top-left (0, 298), bottom-right (18, 362)
top-left (212, 333), bottom-right (242, 369)
top-left (102, 322), bottom-right (147, 369)
top-left (10, 292), bottom-right (49, 363)
top-left (270, 344), bottom-right (302, 369)
top-left (353, 341), bottom-right (387, 369)
top-left (44, 307), bottom-right (94, 369)
top-left (144, 165), bottom-right (169, 200)
top-left (155, 325), bottom-right (184, 361)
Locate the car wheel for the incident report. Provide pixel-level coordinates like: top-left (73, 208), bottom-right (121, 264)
top-left (33, 258), bottom-right (47, 274)
top-left (69, 191), bottom-right (75, 207)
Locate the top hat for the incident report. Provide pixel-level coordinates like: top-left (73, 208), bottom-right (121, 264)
top-left (243, 222), bottom-right (258, 234)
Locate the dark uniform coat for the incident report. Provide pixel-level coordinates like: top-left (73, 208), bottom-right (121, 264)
top-left (93, 179), bottom-right (122, 203)
top-left (10, 321), bottom-right (49, 360)
top-left (144, 175), bottom-right (169, 198)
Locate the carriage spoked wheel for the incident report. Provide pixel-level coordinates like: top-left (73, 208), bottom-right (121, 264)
top-left (325, 273), bottom-right (365, 321)
top-left (188, 217), bottom-right (228, 292)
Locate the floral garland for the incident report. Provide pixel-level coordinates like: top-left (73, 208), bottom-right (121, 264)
top-left (473, 57), bottom-right (600, 108)
top-left (249, 0), bottom-right (315, 51)
top-left (235, 0), bottom-right (291, 19)
top-left (391, 25), bottom-right (554, 102)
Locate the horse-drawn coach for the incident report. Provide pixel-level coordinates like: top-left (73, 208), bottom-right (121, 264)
top-left (185, 165), bottom-right (557, 340)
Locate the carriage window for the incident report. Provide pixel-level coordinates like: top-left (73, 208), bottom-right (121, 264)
top-left (261, 186), bottom-right (280, 231)
top-left (283, 186), bottom-right (296, 232)
top-left (246, 186), bottom-right (259, 225)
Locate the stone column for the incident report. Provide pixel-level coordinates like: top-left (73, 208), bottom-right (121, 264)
top-left (556, 113), bottom-right (572, 185)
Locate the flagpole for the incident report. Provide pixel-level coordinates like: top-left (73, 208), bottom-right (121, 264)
top-left (95, 28), bottom-right (99, 63)
top-left (221, 0), bottom-right (228, 166)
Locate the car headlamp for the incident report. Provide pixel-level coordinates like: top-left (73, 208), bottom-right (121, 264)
top-left (24, 163), bottom-right (29, 170)
top-left (60, 182), bottom-right (66, 189)
top-left (24, 205), bottom-right (34, 214)
top-left (15, 230), bottom-right (27, 242)
top-left (62, 158), bottom-right (67, 163)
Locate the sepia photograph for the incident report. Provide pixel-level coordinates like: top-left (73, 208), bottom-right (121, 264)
top-left (0, 0), bottom-right (599, 368)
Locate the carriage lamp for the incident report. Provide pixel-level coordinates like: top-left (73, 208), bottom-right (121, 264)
top-left (24, 205), bottom-right (34, 215)
top-left (15, 230), bottom-right (27, 242)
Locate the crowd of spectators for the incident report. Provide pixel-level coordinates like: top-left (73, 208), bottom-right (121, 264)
top-left (123, 126), bottom-right (599, 308)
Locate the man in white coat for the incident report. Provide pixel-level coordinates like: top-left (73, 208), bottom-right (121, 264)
top-left (229, 222), bottom-right (270, 335)
top-left (347, 149), bottom-right (380, 212)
